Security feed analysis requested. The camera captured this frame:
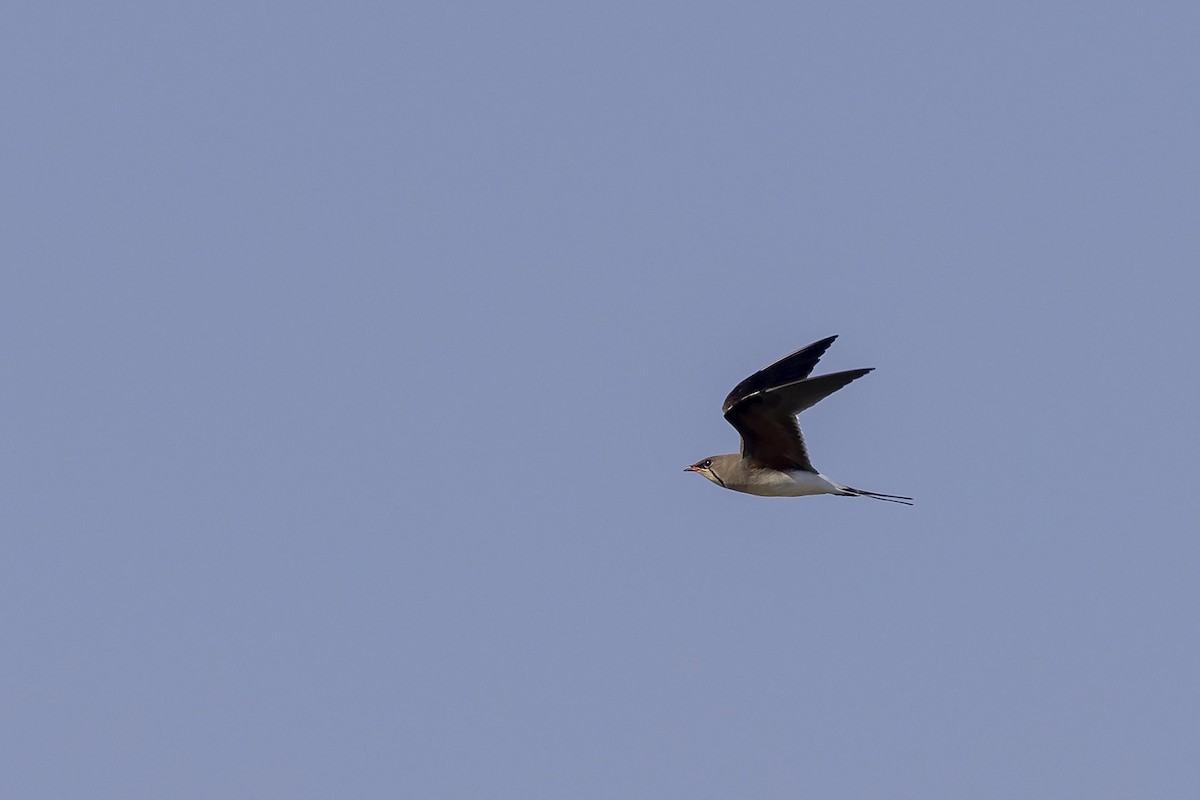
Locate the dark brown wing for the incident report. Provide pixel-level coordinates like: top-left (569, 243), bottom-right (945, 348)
top-left (721, 336), bottom-right (838, 416)
top-left (728, 408), bottom-right (816, 471)
top-left (725, 369), bottom-right (873, 472)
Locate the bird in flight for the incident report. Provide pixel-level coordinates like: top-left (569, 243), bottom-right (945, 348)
top-left (685, 336), bottom-right (912, 504)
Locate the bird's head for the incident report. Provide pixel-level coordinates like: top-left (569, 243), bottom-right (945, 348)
top-left (684, 456), bottom-right (727, 488)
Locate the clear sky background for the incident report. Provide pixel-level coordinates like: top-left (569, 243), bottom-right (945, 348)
top-left (4, 2), bottom-right (1199, 797)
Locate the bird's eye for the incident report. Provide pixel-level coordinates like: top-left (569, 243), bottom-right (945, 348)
top-left (702, 459), bottom-right (712, 468)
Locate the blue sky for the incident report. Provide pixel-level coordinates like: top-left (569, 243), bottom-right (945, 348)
top-left (4, 2), bottom-right (1199, 797)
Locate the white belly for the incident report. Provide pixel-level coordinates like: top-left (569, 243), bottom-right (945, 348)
top-left (731, 469), bottom-right (843, 497)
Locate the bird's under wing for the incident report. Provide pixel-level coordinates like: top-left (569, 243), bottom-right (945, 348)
top-left (724, 368), bottom-right (873, 472)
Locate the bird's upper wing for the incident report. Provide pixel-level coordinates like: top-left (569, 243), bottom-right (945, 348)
top-left (720, 336), bottom-right (838, 416)
top-left (724, 359), bottom-right (873, 472)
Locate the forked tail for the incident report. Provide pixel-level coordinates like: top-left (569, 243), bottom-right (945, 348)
top-left (840, 486), bottom-right (914, 505)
